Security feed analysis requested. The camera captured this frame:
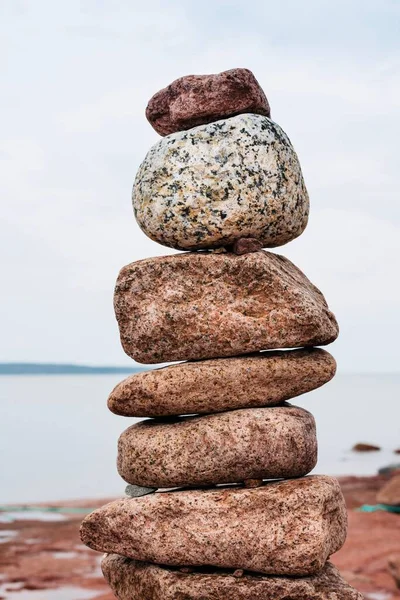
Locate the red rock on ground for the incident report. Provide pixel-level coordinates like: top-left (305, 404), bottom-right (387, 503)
top-left (146, 68), bottom-right (270, 136)
top-left (377, 474), bottom-right (400, 505)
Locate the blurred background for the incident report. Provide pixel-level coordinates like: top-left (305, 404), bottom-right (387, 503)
top-left (1, 1), bottom-right (399, 599)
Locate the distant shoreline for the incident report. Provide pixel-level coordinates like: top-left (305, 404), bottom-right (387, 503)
top-left (0, 363), bottom-right (144, 375)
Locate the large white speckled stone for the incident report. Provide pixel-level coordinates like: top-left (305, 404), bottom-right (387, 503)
top-left (132, 114), bottom-right (309, 250)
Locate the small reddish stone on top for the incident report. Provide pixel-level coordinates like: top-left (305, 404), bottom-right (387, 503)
top-left (146, 68), bottom-right (270, 136)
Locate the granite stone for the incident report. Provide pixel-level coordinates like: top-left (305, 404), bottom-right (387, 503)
top-left (102, 555), bottom-right (363, 600)
top-left (132, 113), bottom-right (309, 250)
top-left (145, 68), bottom-right (271, 136)
top-left (108, 348), bottom-right (336, 417)
top-left (80, 475), bottom-right (347, 576)
top-left (117, 404), bottom-right (317, 488)
top-left (114, 251), bottom-right (338, 364)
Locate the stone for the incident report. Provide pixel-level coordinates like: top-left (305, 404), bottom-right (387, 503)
top-left (80, 475), bottom-right (347, 576)
top-left (102, 555), bottom-right (363, 600)
top-left (388, 555), bottom-right (400, 589)
top-left (132, 114), bottom-right (309, 251)
top-left (352, 443), bottom-right (381, 452)
top-left (378, 463), bottom-right (400, 476)
top-left (145, 68), bottom-right (271, 136)
top-left (114, 251), bottom-right (338, 364)
top-left (232, 237), bottom-right (263, 254)
top-left (117, 404), bottom-right (317, 488)
top-left (377, 474), bottom-right (400, 506)
top-left (125, 484), bottom-right (156, 498)
top-left (108, 348), bottom-right (336, 417)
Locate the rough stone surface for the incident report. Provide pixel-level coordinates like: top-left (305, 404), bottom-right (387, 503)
top-left (108, 348), bottom-right (336, 417)
top-left (232, 237), bottom-right (263, 254)
top-left (146, 68), bottom-right (270, 136)
top-left (102, 555), bottom-right (363, 600)
top-left (377, 475), bottom-right (400, 506)
top-left (80, 475), bottom-right (347, 576)
top-left (132, 114), bottom-right (309, 250)
top-left (117, 404), bottom-right (317, 488)
top-left (114, 251), bottom-right (338, 364)
top-left (146, 69), bottom-right (271, 136)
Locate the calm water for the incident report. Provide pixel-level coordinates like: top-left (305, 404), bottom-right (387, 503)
top-left (1, 374), bottom-right (399, 504)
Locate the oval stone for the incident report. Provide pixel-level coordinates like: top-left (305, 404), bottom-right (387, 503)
top-left (108, 348), bottom-right (336, 417)
top-left (80, 475), bottom-right (347, 576)
top-left (117, 405), bottom-right (317, 488)
top-left (102, 556), bottom-right (364, 600)
top-left (132, 114), bottom-right (309, 250)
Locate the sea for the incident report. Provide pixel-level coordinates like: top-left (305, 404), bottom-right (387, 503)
top-left (1, 373), bottom-right (399, 504)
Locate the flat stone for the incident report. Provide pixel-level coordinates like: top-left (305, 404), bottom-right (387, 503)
top-left (102, 555), bottom-right (363, 600)
top-left (117, 404), bottom-right (317, 488)
top-left (108, 348), bottom-right (336, 417)
top-left (125, 484), bottom-right (156, 498)
top-left (132, 114), bottom-right (309, 250)
top-left (80, 475), bottom-right (347, 576)
top-left (145, 68), bottom-right (270, 136)
top-left (114, 251), bottom-right (338, 364)
top-left (377, 474), bottom-right (400, 506)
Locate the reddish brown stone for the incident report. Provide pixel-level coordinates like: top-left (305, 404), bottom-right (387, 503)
top-left (352, 443), bottom-right (381, 452)
top-left (80, 476), bottom-right (347, 576)
top-left (146, 68), bottom-right (270, 136)
top-left (117, 405), bottom-right (317, 488)
top-left (377, 475), bottom-right (400, 506)
top-left (102, 556), bottom-right (363, 600)
top-left (114, 251), bottom-right (338, 364)
top-left (108, 348), bottom-right (336, 417)
top-left (232, 237), bottom-right (263, 255)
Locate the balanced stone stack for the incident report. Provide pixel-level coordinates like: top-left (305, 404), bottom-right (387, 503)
top-left (81, 69), bottom-right (362, 599)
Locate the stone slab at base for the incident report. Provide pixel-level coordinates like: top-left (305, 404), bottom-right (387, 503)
top-left (102, 555), bottom-right (363, 600)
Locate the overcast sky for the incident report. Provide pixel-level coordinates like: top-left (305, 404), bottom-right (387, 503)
top-left (1, 0), bottom-right (399, 372)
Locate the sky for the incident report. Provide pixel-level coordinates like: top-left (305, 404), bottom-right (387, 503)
top-left (1, 0), bottom-right (399, 372)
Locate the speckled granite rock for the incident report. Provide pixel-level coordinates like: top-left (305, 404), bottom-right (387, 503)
top-left (114, 251), bottom-right (338, 364)
top-left (132, 114), bottom-right (309, 250)
top-left (145, 68), bottom-right (270, 136)
top-left (108, 348), bottom-right (336, 417)
top-left (102, 555), bottom-right (363, 600)
top-left (117, 404), bottom-right (317, 488)
top-left (80, 475), bottom-right (347, 576)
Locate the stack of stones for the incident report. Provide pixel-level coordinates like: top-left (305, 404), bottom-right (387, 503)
top-left (81, 69), bottom-right (362, 599)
